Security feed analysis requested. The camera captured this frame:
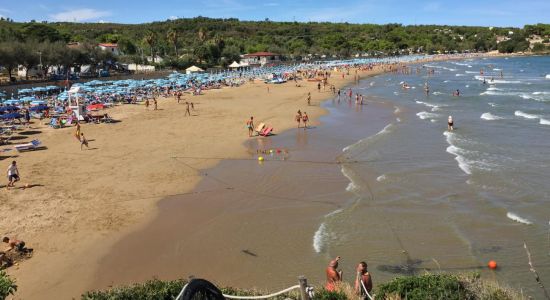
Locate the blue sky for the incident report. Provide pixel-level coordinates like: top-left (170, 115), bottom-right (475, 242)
top-left (1, 0), bottom-right (548, 27)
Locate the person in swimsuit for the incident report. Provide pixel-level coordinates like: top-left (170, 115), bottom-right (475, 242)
top-left (75, 121), bottom-right (81, 141)
top-left (296, 110), bottom-right (302, 128)
top-left (7, 161), bottom-right (19, 188)
top-left (153, 98), bottom-right (158, 110)
top-left (448, 115), bottom-right (454, 131)
top-left (325, 256), bottom-right (343, 292)
top-left (354, 261), bottom-right (373, 299)
top-left (145, 98), bottom-right (150, 109)
top-left (80, 133), bottom-right (89, 150)
top-left (185, 102), bottom-right (191, 116)
top-left (302, 112), bottom-right (309, 129)
top-left (307, 92), bottom-right (311, 106)
top-left (3, 237), bottom-right (27, 253)
top-left (247, 116), bottom-right (254, 137)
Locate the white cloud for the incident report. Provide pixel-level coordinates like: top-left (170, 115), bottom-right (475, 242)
top-left (264, 2), bottom-right (279, 6)
top-left (169, 16), bottom-right (178, 20)
top-left (50, 8), bottom-right (111, 22)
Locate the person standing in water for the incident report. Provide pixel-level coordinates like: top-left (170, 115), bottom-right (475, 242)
top-left (448, 116), bottom-right (454, 131)
top-left (302, 112), bottom-right (309, 129)
top-left (424, 82), bottom-right (430, 96)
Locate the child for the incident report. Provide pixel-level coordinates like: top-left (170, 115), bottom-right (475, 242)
top-left (80, 133), bottom-right (89, 150)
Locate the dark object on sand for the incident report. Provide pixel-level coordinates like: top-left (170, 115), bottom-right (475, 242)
top-left (241, 249), bottom-right (258, 257)
top-left (178, 278), bottom-right (224, 300)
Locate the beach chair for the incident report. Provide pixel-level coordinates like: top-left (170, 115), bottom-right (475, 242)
top-left (14, 140), bottom-right (41, 152)
top-left (49, 118), bottom-right (60, 129)
top-left (255, 122), bottom-right (265, 134)
top-left (259, 127), bottom-right (273, 137)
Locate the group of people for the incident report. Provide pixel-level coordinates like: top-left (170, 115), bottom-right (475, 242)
top-left (326, 256), bottom-right (373, 299)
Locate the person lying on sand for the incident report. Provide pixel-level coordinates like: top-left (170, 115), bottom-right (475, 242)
top-left (326, 256), bottom-right (343, 291)
top-left (3, 237), bottom-right (31, 253)
top-left (0, 252), bottom-right (13, 268)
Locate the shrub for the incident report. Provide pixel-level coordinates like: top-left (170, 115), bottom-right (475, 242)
top-left (313, 288), bottom-right (348, 300)
top-left (0, 271), bottom-right (17, 300)
top-left (81, 278), bottom-right (186, 300)
top-left (376, 274), bottom-right (470, 300)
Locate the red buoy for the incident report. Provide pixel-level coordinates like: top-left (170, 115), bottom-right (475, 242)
top-left (488, 260), bottom-right (497, 270)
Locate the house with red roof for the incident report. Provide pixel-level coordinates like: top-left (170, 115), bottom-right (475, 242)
top-left (241, 52), bottom-right (280, 66)
top-left (98, 43), bottom-right (120, 56)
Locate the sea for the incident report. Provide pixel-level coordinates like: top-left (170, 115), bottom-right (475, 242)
top-left (318, 55), bottom-right (550, 297)
top-left (95, 55), bottom-right (550, 298)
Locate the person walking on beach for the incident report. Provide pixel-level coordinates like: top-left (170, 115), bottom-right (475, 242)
top-left (337, 89), bottom-right (341, 100)
top-left (354, 261), bottom-right (373, 299)
top-left (6, 161), bottom-right (19, 189)
top-left (75, 121), bottom-right (81, 141)
top-left (80, 133), bottom-right (89, 150)
top-left (448, 115), bottom-right (454, 131)
top-left (185, 102), bottom-right (191, 116)
top-left (145, 98), bottom-right (150, 110)
top-left (307, 92), bottom-right (311, 106)
top-left (296, 110), bottom-right (302, 128)
top-left (246, 116), bottom-right (254, 137)
top-left (302, 112), bottom-right (309, 129)
top-left (317, 82), bottom-right (321, 93)
top-left (326, 256), bottom-right (343, 292)
top-left (153, 98), bottom-right (158, 110)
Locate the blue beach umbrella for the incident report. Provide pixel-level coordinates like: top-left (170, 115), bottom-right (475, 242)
top-left (0, 112), bottom-right (23, 119)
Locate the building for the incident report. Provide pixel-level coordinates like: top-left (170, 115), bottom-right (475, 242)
top-left (98, 43), bottom-right (120, 55)
top-left (241, 52), bottom-right (280, 66)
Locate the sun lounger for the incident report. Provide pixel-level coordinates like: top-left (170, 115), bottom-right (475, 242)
top-left (259, 126), bottom-right (273, 136)
top-left (14, 140), bottom-right (41, 152)
top-left (49, 118), bottom-right (60, 129)
top-left (255, 122), bottom-right (265, 134)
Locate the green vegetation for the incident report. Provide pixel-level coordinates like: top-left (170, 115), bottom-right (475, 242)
top-left (81, 273), bottom-right (522, 300)
top-left (0, 18), bottom-right (548, 78)
top-left (0, 271), bottom-right (17, 300)
top-left (377, 273), bottom-right (522, 300)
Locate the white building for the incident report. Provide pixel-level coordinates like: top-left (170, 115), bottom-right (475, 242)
top-left (98, 43), bottom-right (121, 56)
top-left (241, 52), bottom-right (281, 67)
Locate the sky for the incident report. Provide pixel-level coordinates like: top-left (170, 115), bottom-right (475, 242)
top-left (1, 0), bottom-right (548, 27)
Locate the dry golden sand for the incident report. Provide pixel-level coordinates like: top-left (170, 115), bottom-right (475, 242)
top-left (2, 67), bottom-right (384, 299)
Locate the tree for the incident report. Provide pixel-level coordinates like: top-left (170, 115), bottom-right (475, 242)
top-left (143, 31), bottom-right (156, 62)
top-left (0, 43), bottom-right (21, 80)
top-left (22, 23), bottom-right (62, 42)
top-left (167, 29), bottom-right (178, 56)
top-left (532, 43), bottom-right (546, 52)
top-left (18, 41), bottom-right (41, 79)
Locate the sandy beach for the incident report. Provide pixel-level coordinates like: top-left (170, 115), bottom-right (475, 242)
top-left (2, 64), bottom-right (392, 298)
top-left (1, 53), bottom-right (519, 299)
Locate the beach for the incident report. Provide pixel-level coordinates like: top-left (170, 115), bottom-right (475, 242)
top-left (2, 64), bottom-right (388, 299)
top-left (3, 52), bottom-right (541, 299)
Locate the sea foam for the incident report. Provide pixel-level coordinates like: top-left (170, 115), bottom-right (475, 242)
top-left (506, 212), bottom-right (533, 225)
top-left (481, 112), bottom-right (503, 121)
top-left (515, 110), bottom-right (539, 119)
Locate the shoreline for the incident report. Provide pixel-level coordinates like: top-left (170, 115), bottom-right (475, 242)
top-left (2, 53), bottom-right (512, 299)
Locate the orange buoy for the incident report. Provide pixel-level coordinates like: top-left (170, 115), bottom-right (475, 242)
top-left (488, 260), bottom-right (497, 270)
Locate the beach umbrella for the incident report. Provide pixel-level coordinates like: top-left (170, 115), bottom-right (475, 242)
top-left (3, 99), bottom-right (21, 105)
top-left (0, 106), bottom-right (19, 112)
top-left (29, 105), bottom-right (49, 112)
top-left (0, 112), bottom-right (23, 119)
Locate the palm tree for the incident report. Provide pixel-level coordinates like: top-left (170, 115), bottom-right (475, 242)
top-left (167, 29), bottom-right (178, 57)
top-left (144, 31), bottom-right (156, 63)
